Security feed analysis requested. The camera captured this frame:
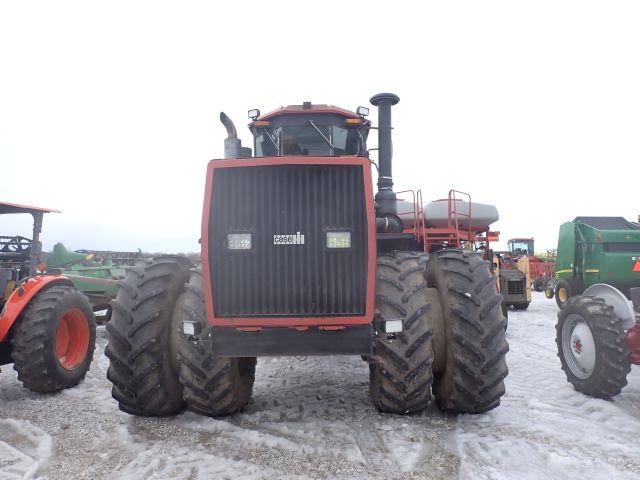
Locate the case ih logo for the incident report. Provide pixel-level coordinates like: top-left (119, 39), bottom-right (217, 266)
top-left (273, 232), bottom-right (305, 245)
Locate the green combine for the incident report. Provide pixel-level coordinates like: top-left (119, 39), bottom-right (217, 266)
top-left (554, 216), bottom-right (640, 308)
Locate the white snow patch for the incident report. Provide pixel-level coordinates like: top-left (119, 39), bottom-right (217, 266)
top-left (455, 292), bottom-right (640, 479)
top-left (0, 418), bottom-right (52, 480)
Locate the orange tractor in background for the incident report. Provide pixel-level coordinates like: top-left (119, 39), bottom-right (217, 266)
top-left (0, 201), bottom-right (96, 392)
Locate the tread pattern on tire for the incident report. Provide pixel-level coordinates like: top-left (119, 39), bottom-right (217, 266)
top-left (556, 295), bottom-right (631, 399)
top-left (369, 251), bottom-right (434, 414)
top-left (11, 283), bottom-right (96, 393)
top-left (426, 249), bottom-right (509, 414)
top-left (177, 268), bottom-right (256, 416)
top-left (105, 255), bottom-right (192, 416)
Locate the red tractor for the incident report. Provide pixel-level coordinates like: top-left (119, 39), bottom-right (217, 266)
top-left (0, 202), bottom-right (96, 392)
top-left (106, 93), bottom-right (508, 416)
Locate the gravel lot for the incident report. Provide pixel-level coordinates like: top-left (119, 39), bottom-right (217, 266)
top-left (1, 292), bottom-right (640, 479)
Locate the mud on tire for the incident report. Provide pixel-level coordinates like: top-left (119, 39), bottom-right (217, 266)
top-left (369, 252), bottom-right (434, 414)
top-left (426, 249), bottom-right (509, 414)
top-left (105, 255), bottom-right (192, 416)
top-left (177, 268), bottom-right (256, 416)
top-left (556, 295), bottom-right (630, 399)
top-left (11, 284), bottom-right (96, 393)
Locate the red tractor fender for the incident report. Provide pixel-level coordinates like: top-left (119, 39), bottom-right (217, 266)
top-left (0, 275), bottom-right (74, 343)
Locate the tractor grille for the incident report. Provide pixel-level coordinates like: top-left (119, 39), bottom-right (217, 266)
top-left (507, 280), bottom-right (525, 295)
top-left (209, 164), bottom-right (368, 317)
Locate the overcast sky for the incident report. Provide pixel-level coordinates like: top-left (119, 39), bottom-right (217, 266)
top-left (1, 1), bottom-right (638, 254)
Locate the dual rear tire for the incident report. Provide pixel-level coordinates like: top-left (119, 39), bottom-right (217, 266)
top-left (370, 250), bottom-right (509, 414)
top-left (105, 256), bottom-right (255, 416)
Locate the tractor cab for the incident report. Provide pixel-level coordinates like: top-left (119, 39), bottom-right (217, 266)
top-left (508, 238), bottom-right (534, 256)
top-left (247, 102), bottom-right (371, 157)
top-left (0, 201), bottom-right (59, 305)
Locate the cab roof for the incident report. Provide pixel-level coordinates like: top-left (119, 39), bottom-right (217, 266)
top-left (574, 216), bottom-right (638, 231)
top-left (0, 201), bottom-right (60, 215)
top-left (258, 103), bottom-right (361, 121)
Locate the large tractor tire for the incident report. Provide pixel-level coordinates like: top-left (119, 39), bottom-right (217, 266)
top-left (501, 302), bottom-right (509, 330)
top-left (426, 250), bottom-right (509, 414)
top-left (105, 255), bottom-right (192, 416)
top-left (369, 252), bottom-right (435, 414)
top-left (177, 268), bottom-right (256, 416)
top-left (556, 295), bottom-right (630, 399)
top-left (11, 284), bottom-right (96, 393)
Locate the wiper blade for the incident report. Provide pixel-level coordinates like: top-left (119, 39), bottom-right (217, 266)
top-left (260, 127), bottom-right (279, 150)
top-left (307, 120), bottom-right (334, 149)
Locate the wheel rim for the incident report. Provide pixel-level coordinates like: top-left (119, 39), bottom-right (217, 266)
top-left (545, 289), bottom-right (554, 299)
top-left (55, 308), bottom-right (90, 370)
top-left (558, 287), bottom-right (568, 303)
top-left (561, 314), bottom-right (596, 379)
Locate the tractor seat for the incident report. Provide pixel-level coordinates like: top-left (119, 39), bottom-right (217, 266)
top-left (0, 268), bottom-right (17, 301)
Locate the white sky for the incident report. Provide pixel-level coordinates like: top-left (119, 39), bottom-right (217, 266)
top-left (1, 1), bottom-right (638, 254)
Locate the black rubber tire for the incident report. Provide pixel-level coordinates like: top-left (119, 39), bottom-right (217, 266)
top-left (177, 268), bottom-right (256, 416)
top-left (556, 295), bottom-right (631, 399)
top-left (501, 302), bottom-right (509, 330)
top-left (513, 302), bottom-right (530, 310)
top-left (533, 278), bottom-right (545, 292)
top-left (11, 283), bottom-right (96, 393)
top-left (545, 288), bottom-right (555, 299)
top-left (105, 255), bottom-right (192, 416)
top-left (426, 249), bottom-right (509, 414)
top-left (555, 279), bottom-right (573, 309)
top-left (369, 252), bottom-right (434, 414)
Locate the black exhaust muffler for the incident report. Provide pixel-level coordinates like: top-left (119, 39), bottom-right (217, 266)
top-left (370, 93), bottom-right (402, 232)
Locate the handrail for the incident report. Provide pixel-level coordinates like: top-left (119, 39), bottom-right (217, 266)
top-left (448, 189), bottom-right (473, 250)
top-left (396, 189), bottom-right (418, 238)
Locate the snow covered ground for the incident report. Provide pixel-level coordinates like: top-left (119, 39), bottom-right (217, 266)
top-left (1, 292), bottom-right (640, 479)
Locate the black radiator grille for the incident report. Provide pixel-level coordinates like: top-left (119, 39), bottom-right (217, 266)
top-left (507, 280), bottom-right (525, 295)
top-left (209, 164), bottom-right (368, 317)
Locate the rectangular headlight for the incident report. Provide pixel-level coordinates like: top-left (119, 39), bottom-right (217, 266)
top-left (326, 231), bottom-right (351, 249)
top-left (227, 233), bottom-right (252, 250)
top-left (182, 322), bottom-right (195, 335)
top-left (383, 320), bottom-right (403, 333)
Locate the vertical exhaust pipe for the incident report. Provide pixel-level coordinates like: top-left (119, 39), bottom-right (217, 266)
top-left (370, 93), bottom-right (402, 231)
top-left (220, 112), bottom-right (252, 159)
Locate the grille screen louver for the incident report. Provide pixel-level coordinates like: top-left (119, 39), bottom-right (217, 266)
top-left (507, 280), bottom-right (525, 295)
top-left (209, 164), bottom-right (367, 317)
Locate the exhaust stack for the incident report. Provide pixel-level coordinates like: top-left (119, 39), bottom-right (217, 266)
top-left (220, 112), bottom-right (252, 159)
top-left (370, 93), bottom-right (401, 231)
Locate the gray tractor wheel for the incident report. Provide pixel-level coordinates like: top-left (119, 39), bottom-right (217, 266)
top-left (556, 295), bottom-right (630, 399)
top-left (426, 249), bottom-right (509, 414)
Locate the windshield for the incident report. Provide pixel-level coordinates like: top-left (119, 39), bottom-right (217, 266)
top-left (254, 125), bottom-right (363, 156)
top-left (509, 240), bottom-right (533, 255)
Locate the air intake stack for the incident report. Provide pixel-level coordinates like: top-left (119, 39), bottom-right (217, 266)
top-left (370, 93), bottom-right (402, 232)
